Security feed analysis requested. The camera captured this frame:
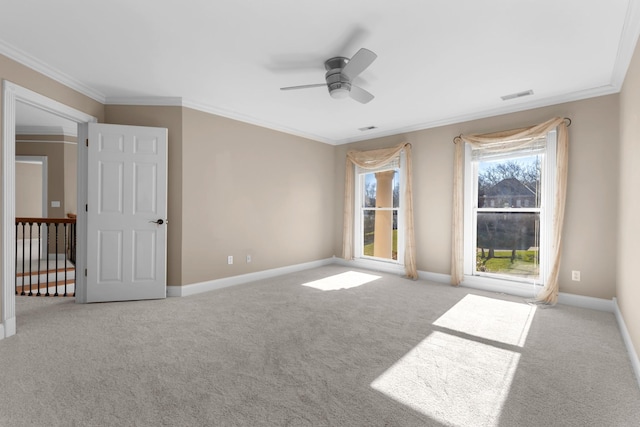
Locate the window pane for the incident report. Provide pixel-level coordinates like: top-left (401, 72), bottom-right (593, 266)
top-left (477, 156), bottom-right (541, 209)
top-left (363, 170), bottom-right (398, 208)
top-left (363, 209), bottom-right (375, 255)
top-left (363, 174), bottom-right (376, 207)
top-left (393, 170), bottom-right (399, 208)
top-left (476, 212), bottom-right (540, 279)
top-left (362, 209), bottom-right (398, 260)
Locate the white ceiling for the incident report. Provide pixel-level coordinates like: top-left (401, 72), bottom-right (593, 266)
top-left (2, 0), bottom-right (639, 145)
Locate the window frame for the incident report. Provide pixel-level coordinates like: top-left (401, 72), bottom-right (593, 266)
top-left (463, 130), bottom-right (557, 287)
top-left (353, 156), bottom-right (405, 265)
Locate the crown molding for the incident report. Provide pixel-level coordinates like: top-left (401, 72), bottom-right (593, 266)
top-left (181, 98), bottom-right (337, 145)
top-left (611, 0), bottom-right (640, 89)
top-left (0, 40), bottom-right (106, 104)
top-left (332, 84), bottom-right (620, 145)
top-left (105, 96), bottom-right (183, 106)
top-left (104, 96), bottom-right (335, 144)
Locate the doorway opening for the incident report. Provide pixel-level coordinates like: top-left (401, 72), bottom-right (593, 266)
top-left (1, 81), bottom-right (97, 339)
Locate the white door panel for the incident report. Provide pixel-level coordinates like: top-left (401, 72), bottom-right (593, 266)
top-left (81, 123), bottom-right (167, 303)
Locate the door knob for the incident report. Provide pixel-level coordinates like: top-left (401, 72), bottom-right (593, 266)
top-left (150, 219), bottom-right (165, 225)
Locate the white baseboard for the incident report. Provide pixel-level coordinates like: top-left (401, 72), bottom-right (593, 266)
top-left (414, 270), bottom-right (614, 312)
top-left (167, 258), bottom-right (335, 297)
top-left (0, 316), bottom-right (16, 340)
top-left (613, 298), bottom-right (640, 390)
top-left (166, 259), bottom-right (614, 312)
top-left (557, 292), bottom-right (614, 312)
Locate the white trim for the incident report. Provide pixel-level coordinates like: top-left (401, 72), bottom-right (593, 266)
top-left (15, 139), bottom-right (77, 145)
top-left (2, 80), bottom-right (97, 335)
top-left (0, 40), bottom-right (105, 103)
top-left (16, 125), bottom-right (77, 137)
top-left (331, 84), bottom-right (619, 145)
top-left (181, 98), bottom-right (337, 145)
top-left (334, 257), bottom-right (406, 276)
top-left (414, 267), bottom-right (617, 313)
top-left (611, 0), bottom-right (640, 89)
top-left (0, 316), bottom-right (15, 341)
top-left (167, 258), bottom-right (335, 297)
top-left (105, 96), bottom-right (184, 107)
top-left (613, 298), bottom-right (640, 389)
top-left (2, 81), bottom-right (17, 339)
top-left (557, 293), bottom-right (614, 312)
top-left (461, 274), bottom-right (543, 299)
top-left (74, 124), bottom-right (89, 303)
top-left (108, 97), bottom-right (337, 145)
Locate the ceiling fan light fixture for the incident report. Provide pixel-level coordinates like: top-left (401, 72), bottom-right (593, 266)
top-left (329, 82), bottom-right (351, 99)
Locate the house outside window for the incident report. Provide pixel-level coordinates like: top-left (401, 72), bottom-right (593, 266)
top-left (464, 131), bottom-right (557, 285)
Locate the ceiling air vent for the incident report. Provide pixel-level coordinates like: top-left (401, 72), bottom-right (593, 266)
top-left (358, 126), bottom-right (377, 131)
top-left (501, 90), bottom-right (534, 101)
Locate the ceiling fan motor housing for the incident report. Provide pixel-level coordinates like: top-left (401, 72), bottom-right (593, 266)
top-left (325, 57), bottom-right (351, 99)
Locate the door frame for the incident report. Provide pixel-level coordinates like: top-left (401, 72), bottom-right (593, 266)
top-left (2, 80), bottom-right (97, 339)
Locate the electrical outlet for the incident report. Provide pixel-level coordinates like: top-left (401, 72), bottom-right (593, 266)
top-left (571, 270), bottom-right (581, 281)
top-left (227, 256), bottom-right (233, 265)
top-left (246, 255), bottom-right (252, 263)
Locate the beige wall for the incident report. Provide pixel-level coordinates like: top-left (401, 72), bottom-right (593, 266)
top-left (15, 161), bottom-right (43, 217)
top-left (16, 135), bottom-right (77, 218)
top-left (181, 108), bottom-right (336, 284)
top-left (619, 39), bottom-right (640, 360)
top-left (335, 94), bottom-right (621, 300)
top-left (104, 105), bottom-right (183, 286)
top-left (104, 106), bottom-right (336, 286)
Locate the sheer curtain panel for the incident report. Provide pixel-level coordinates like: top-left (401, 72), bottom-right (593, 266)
top-left (342, 143), bottom-right (417, 279)
top-left (452, 117), bottom-right (569, 304)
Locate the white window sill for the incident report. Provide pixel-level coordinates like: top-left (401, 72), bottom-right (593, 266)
top-left (461, 274), bottom-right (543, 299)
top-left (344, 257), bottom-right (406, 276)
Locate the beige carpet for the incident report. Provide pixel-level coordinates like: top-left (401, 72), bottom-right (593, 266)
top-left (0, 264), bottom-right (638, 426)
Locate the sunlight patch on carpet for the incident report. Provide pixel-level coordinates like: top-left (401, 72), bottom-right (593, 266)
top-left (371, 331), bottom-right (520, 426)
top-left (301, 271), bottom-right (381, 291)
top-left (433, 294), bottom-right (537, 347)
top-left (371, 295), bottom-right (537, 426)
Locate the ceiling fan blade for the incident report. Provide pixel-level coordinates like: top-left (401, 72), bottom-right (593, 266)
top-left (280, 83), bottom-right (326, 91)
top-left (342, 48), bottom-right (377, 80)
top-left (350, 85), bottom-right (375, 104)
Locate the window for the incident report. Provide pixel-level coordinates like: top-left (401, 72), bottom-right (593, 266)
top-left (354, 159), bottom-right (403, 263)
top-left (464, 131), bottom-right (556, 284)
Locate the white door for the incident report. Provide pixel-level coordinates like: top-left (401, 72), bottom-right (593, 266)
top-left (79, 123), bottom-right (167, 303)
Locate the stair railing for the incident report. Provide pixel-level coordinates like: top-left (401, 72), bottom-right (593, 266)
top-left (15, 217), bottom-right (76, 297)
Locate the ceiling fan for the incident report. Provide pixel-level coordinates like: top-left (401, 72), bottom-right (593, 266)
top-left (280, 48), bottom-right (377, 104)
